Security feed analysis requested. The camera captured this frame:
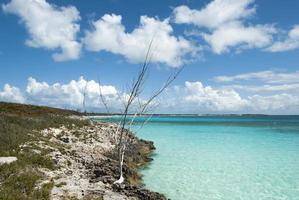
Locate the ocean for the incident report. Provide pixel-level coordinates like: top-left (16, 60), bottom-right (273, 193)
top-left (97, 115), bottom-right (299, 200)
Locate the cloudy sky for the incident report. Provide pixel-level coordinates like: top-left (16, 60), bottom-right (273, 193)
top-left (0, 0), bottom-right (299, 114)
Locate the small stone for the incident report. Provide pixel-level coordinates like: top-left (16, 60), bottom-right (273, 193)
top-left (61, 137), bottom-right (69, 143)
top-left (65, 170), bottom-right (73, 175)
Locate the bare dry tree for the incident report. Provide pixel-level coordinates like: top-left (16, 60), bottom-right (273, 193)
top-left (82, 82), bottom-right (88, 114)
top-left (98, 39), bottom-right (183, 184)
top-left (113, 47), bottom-right (152, 183)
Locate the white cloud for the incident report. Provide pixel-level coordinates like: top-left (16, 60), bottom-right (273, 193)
top-left (26, 77), bottom-right (118, 109)
top-left (173, 0), bottom-right (276, 54)
top-left (173, 0), bottom-right (255, 29)
top-left (248, 94), bottom-right (299, 111)
top-left (213, 70), bottom-right (299, 112)
top-left (214, 70), bottom-right (299, 84)
top-left (202, 22), bottom-right (275, 54)
top-left (210, 70), bottom-right (299, 112)
top-left (157, 80), bottom-right (299, 114)
top-left (0, 77), bottom-right (161, 112)
top-left (224, 83), bottom-right (299, 93)
top-left (0, 84), bottom-right (25, 103)
top-left (2, 0), bottom-right (81, 61)
top-left (183, 81), bottom-right (248, 111)
top-left (266, 25), bottom-right (299, 52)
top-left (1, 77), bottom-right (299, 114)
top-left (83, 14), bottom-right (197, 67)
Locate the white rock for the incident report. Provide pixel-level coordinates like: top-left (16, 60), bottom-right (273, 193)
top-left (0, 157), bottom-right (17, 165)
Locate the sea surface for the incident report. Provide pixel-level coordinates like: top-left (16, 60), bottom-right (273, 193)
top-left (96, 115), bottom-right (299, 200)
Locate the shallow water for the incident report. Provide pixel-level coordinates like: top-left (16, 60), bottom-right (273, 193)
top-left (99, 115), bottom-right (299, 200)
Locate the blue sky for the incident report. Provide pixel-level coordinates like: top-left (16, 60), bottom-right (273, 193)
top-left (0, 0), bottom-right (299, 114)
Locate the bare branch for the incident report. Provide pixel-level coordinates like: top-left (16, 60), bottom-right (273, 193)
top-left (97, 77), bottom-right (110, 113)
top-left (82, 82), bottom-right (88, 113)
top-left (139, 66), bottom-right (184, 115)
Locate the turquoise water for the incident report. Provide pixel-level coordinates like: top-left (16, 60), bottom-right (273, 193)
top-left (98, 115), bottom-right (299, 200)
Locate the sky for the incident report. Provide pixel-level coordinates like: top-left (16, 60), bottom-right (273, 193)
top-left (0, 0), bottom-right (299, 114)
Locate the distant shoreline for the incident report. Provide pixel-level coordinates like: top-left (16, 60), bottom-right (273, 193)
top-left (2, 101), bottom-right (298, 117)
top-left (87, 113), bottom-right (299, 117)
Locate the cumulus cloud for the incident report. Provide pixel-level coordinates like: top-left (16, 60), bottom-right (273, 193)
top-left (173, 0), bottom-right (255, 29)
top-left (223, 83), bottom-right (299, 93)
top-left (173, 0), bottom-right (275, 54)
top-left (1, 77), bottom-right (299, 114)
top-left (0, 84), bottom-right (25, 103)
top-left (0, 77), bottom-right (164, 112)
top-left (202, 22), bottom-right (275, 54)
top-left (176, 81), bottom-right (299, 113)
top-left (26, 77), bottom-right (118, 109)
top-left (214, 70), bottom-right (299, 84)
top-left (248, 94), bottom-right (299, 111)
top-left (209, 70), bottom-right (299, 113)
top-left (1, 77), bottom-right (121, 111)
top-left (266, 25), bottom-right (299, 52)
top-left (183, 81), bottom-right (248, 111)
top-left (83, 14), bottom-right (197, 67)
top-left (2, 0), bottom-right (81, 61)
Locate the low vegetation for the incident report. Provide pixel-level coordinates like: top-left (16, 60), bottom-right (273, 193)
top-left (0, 102), bottom-right (89, 200)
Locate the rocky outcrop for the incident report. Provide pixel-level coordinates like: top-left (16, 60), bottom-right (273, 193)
top-left (38, 121), bottom-right (166, 200)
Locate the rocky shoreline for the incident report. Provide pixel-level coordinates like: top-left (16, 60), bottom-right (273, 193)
top-left (38, 120), bottom-right (167, 200)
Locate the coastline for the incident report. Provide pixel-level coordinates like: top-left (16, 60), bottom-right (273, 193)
top-left (33, 121), bottom-right (167, 199)
top-left (0, 102), bottom-right (166, 200)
